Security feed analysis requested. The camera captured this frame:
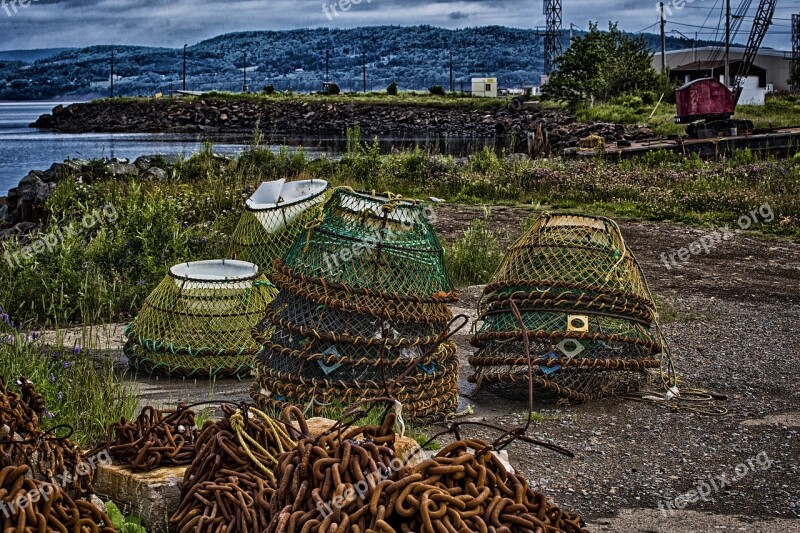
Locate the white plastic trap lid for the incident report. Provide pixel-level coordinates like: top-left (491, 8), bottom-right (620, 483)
top-left (246, 179), bottom-right (328, 210)
top-left (170, 259), bottom-right (259, 281)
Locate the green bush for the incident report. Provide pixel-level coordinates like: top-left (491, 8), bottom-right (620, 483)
top-left (262, 84), bottom-right (275, 95)
top-left (387, 81), bottom-right (398, 96)
top-left (428, 86), bottom-right (446, 96)
top-left (445, 214), bottom-right (505, 286)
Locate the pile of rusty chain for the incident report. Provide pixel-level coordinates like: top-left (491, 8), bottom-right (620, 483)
top-left (264, 403), bottom-right (586, 533)
top-left (266, 410), bottom-right (401, 533)
top-left (170, 404), bottom-right (295, 533)
top-left (0, 464), bottom-right (115, 533)
top-left (393, 439), bottom-right (587, 533)
top-left (106, 404), bottom-right (198, 471)
top-left (0, 377), bottom-right (91, 497)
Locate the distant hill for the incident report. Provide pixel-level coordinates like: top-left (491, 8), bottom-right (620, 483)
top-left (0, 26), bottom-right (721, 100)
top-left (0, 48), bottom-right (74, 63)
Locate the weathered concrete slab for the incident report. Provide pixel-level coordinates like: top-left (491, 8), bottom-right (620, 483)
top-left (94, 463), bottom-right (184, 533)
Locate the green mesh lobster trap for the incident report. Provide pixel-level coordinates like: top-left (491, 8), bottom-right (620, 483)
top-left (252, 189), bottom-right (460, 420)
top-left (470, 213), bottom-right (668, 402)
top-left (125, 259), bottom-right (277, 379)
top-left (230, 179), bottom-right (329, 275)
top-left (280, 188), bottom-right (456, 301)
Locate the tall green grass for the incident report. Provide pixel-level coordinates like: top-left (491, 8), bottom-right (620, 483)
top-left (0, 137), bottom-right (797, 329)
top-left (0, 323), bottom-right (138, 445)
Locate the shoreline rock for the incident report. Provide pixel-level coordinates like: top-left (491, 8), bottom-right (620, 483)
top-left (30, 98), bottom-right (653, 151)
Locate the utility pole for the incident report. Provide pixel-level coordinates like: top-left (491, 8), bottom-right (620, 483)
top-left (660, 2), bottom-right (667, 72)
top-left (110, 47), bottom-right (115, 99)
top-left (325, 48), bottom-right (330, 83)
top-left (242, 51), bottom-right (248, 93)
top-left (182, 44), bottom-right (187, 92)
top-left (725, 0), bottom-right (731, 87)
top-left (362, 52), bottom-right (366, 93)
top-left (449, 50), bottom-right (454, 93)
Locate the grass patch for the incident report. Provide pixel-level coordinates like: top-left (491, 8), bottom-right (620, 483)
top-left (0, 324), bottom-right (139, 446)
top-left (96, 90), bottom-right (509, 111)
top-left (0, 134), bottom-right (797, 328)
top-left (445, 209), bottom-right (506, 287)
top-left (579, 94), bottom-right (800, 137)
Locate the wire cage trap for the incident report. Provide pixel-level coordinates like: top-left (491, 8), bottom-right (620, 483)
top-left (469, 213), bottom-right (668, 402)
top-left (230, 178), bottom-right (329, 275)
top-left (280, 188), bottom-right (456, 300)
top-left (252, 188), bottom-right (460, 420)
top-left (125, 259), bottom-right (277, 379)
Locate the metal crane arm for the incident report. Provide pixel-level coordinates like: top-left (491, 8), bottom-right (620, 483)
top-left (733, 0), bottom-right (777, 105)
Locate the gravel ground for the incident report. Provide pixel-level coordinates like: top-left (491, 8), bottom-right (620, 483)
top-left (125, 206), bottom-right (800, 532)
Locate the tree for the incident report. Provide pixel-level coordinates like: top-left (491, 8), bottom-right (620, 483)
top-left (544, 23), bottom-right (660, 109)
top-left (387, 81), bottom-right (398, 95)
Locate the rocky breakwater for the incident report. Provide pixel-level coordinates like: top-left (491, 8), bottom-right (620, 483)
top-left (0, 156), bottom-right (170, 241)
top-left (31, 98), bottom-right (655, 150)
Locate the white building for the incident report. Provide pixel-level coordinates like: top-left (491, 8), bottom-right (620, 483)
top-left (655, 46), bottom-right (792, 92)
top-left (472, 78), bottom-right (498, 98)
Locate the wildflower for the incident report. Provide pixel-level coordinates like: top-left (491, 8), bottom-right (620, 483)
top-left (63, 361), bottom-right (73, 369)
top-left (72, 346), bottom-right (81, 355)
top-left (32, 332), bottom-right (40, 340)
top-left (57, 391), bottom-right (63, 401)
top-left (49, 373), bottom-right (56, 383)
top-left (44, 410), bottom-right (54, 419)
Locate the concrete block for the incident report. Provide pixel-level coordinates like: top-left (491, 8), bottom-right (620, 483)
top-left (94, 463), bottom-right (185, 533)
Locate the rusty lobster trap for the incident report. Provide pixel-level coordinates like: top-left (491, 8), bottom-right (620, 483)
top-left (125, 259), bottom-right (277, 379)
top-left (230, 178), bottom-right (329, 275)
top-left (470, 213), bottom-right (669, 401)
top-left (251, 188), bottom-right (461, 420)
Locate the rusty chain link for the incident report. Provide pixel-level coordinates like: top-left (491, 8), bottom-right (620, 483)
top-left (0, 464), bottom-right (115, 533)
top-left (0, 377), bottom-right (91, 497)
top-left (170, 404), bottom-right (295, 533)
top-left (105, 404), bottom-right (198, 471)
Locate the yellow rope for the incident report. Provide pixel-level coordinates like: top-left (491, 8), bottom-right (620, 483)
top-left (230, 409), bottom-right (280, 482)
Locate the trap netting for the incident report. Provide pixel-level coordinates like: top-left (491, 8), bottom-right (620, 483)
top-left (280, 188), bottom-right (456, 301)
top-left (125, 259), bottom-right (277, 379)
top-left (252, 189), bottom-right (460, 420)
top-left (251, 340), bottom-right (460, 421)
top-left (470, 213), bottom-right (668, 402)
top-left (230, 179), bottom-right (329, 275)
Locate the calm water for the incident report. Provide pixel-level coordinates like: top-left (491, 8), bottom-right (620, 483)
top-left (0, 102), bottom-right (254, 195)
top-left (1, 101), bottom-right (497, 196)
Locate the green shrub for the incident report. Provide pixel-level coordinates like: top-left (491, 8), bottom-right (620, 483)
top-left (445, 213), bottom-right (505, 286)
top-left (428, 86), bottom-right (446, 96)
top-left (387, 81), bottom-right (398, 96)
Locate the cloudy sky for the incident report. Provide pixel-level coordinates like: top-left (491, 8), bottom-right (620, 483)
top-left (0, 0), bottom-right (797, 51)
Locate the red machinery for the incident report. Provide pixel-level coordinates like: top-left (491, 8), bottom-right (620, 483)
top-left (673, 0), bottom-right (776, 138)
top-left (674, 78), bottom-right (752, 138)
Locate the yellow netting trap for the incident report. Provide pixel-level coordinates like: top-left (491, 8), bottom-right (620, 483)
top-left (470, 213), bottom-right (670, 402)
top-left (125, 259), bottom-right (277, 379)
top-left (251, 188), bottom-right (461, 420)
top-left (230, 178), bottom-right (329, 275)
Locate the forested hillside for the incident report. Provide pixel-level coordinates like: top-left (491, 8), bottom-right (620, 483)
top-left (0, 26), bottom-right (717, 100)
